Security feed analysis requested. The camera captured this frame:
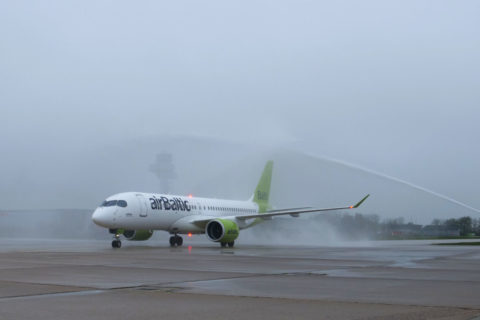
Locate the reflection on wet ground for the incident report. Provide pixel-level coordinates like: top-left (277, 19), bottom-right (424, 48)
top-left (0, 239), bottom-right (479, 319)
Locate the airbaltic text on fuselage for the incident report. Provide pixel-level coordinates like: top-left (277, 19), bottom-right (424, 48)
top-left (149, 196), bottom-right (191, 211)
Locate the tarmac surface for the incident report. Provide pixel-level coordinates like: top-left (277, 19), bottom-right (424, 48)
top-left (1, 239), bottom-right (480, 320)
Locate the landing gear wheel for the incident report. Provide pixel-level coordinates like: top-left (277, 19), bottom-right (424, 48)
top-left (176, 236), bottom-right (183, 246)
top-left (112, 240), bottom-right (121, 248)
top-left (170, 235), bottom-right (183, 247)
top-left (227, 241), bottom-right (235, 248)
top-left (220, 242), bottom-right (227, 248)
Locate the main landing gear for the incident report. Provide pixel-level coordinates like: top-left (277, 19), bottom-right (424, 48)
top-left (169, 234), bottom-right (183, 247)
top-left (220, 241), bottom-right (235, 248)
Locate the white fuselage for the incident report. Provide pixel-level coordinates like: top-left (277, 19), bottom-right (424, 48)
top-left (92, 192), bottom-right (259, 234)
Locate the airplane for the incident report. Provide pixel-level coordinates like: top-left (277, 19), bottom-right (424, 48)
top-left (92, 161), bottom-right (370, 248)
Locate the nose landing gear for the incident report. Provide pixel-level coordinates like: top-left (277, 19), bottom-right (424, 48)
top-left (111, 234), bottom-right (122, 248)
top-left (169, 234), bottom-right (183, 247)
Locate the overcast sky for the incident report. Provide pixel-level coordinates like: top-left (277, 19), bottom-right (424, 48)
top-left (0, 1), bottom-right (479, 212)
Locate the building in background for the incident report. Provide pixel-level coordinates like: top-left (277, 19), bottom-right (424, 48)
top-left (149, 152), bottom-right (177, 194)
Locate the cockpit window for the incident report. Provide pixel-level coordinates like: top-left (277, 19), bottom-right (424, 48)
top-left (117, 200), bottom-right (128, 207)
top-left (101, 200), bottom-right (117, 207)
top-left (100, 199), bottom-right (127, 207)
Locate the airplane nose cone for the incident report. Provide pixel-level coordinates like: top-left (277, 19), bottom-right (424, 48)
top-left (92, 208), bottom-right (111, 227)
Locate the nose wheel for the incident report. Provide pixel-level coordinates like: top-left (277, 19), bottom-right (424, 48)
top-left (112, 240), bottom-right (122, 248)
top-left (112, 234), bottom-right (122, 248)
top-left (169, 235), bottom-right (183, 247)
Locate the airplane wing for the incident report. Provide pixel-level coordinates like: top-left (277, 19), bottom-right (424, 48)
top-left (191, 194), bottom-right (369, 227)
top-left (236, 194), bottom-right (370, 220)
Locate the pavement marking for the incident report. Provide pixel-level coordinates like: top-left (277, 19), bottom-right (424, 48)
top-left (0, 290), bottom-right (105, 302)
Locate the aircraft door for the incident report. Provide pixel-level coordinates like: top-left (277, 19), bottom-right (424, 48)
top-left (136, 194), bottom-right (148, 217)
top-left (112, 207), bottom-right (119, 224)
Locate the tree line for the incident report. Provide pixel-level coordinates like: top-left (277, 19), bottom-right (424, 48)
top-left (310, 213), bottom-right (480, 239)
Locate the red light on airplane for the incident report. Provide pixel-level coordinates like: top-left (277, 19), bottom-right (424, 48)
top-left (188, 194), bottom-right (193, 198)
top-left (188, 232), bottom-right (192, 237)
top-left (349, 206), bottom-right (353, 209)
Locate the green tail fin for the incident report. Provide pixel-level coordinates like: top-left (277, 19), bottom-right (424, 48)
top-left (253, 161), bottom-right (273, 213)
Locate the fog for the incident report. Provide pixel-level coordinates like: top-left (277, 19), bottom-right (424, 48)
top-left (0, 1), bottom-right (479, 240)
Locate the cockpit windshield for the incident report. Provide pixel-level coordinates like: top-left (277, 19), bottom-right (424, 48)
top-left (101, 200), bottom-right (117, 207)
top-left (117, 200), bottom-right (127, 207)
top-left (100, 200), bottom-right (128, 208)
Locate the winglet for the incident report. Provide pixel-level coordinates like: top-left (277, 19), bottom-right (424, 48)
top-left (351, 194), bottom-right (370, 209)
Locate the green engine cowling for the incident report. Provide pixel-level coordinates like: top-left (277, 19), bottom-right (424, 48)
top-left (205, 219), bottom-right (239, 243)
top-left (123, 229), bottom-right (153, 241)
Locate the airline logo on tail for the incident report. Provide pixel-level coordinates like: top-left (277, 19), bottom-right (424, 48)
top-left (253, 160), bottom-right (273, 212)
top-left (256, 191), bottom-right (268, 201)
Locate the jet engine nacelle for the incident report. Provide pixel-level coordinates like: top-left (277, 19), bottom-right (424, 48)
top-left (123, 229), bottom-right (153, 241)
top-left (205, 219), bottom-right (239, 243)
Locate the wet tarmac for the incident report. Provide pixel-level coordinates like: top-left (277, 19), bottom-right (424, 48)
top-left (0, 239), bottom-right (479, 319)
